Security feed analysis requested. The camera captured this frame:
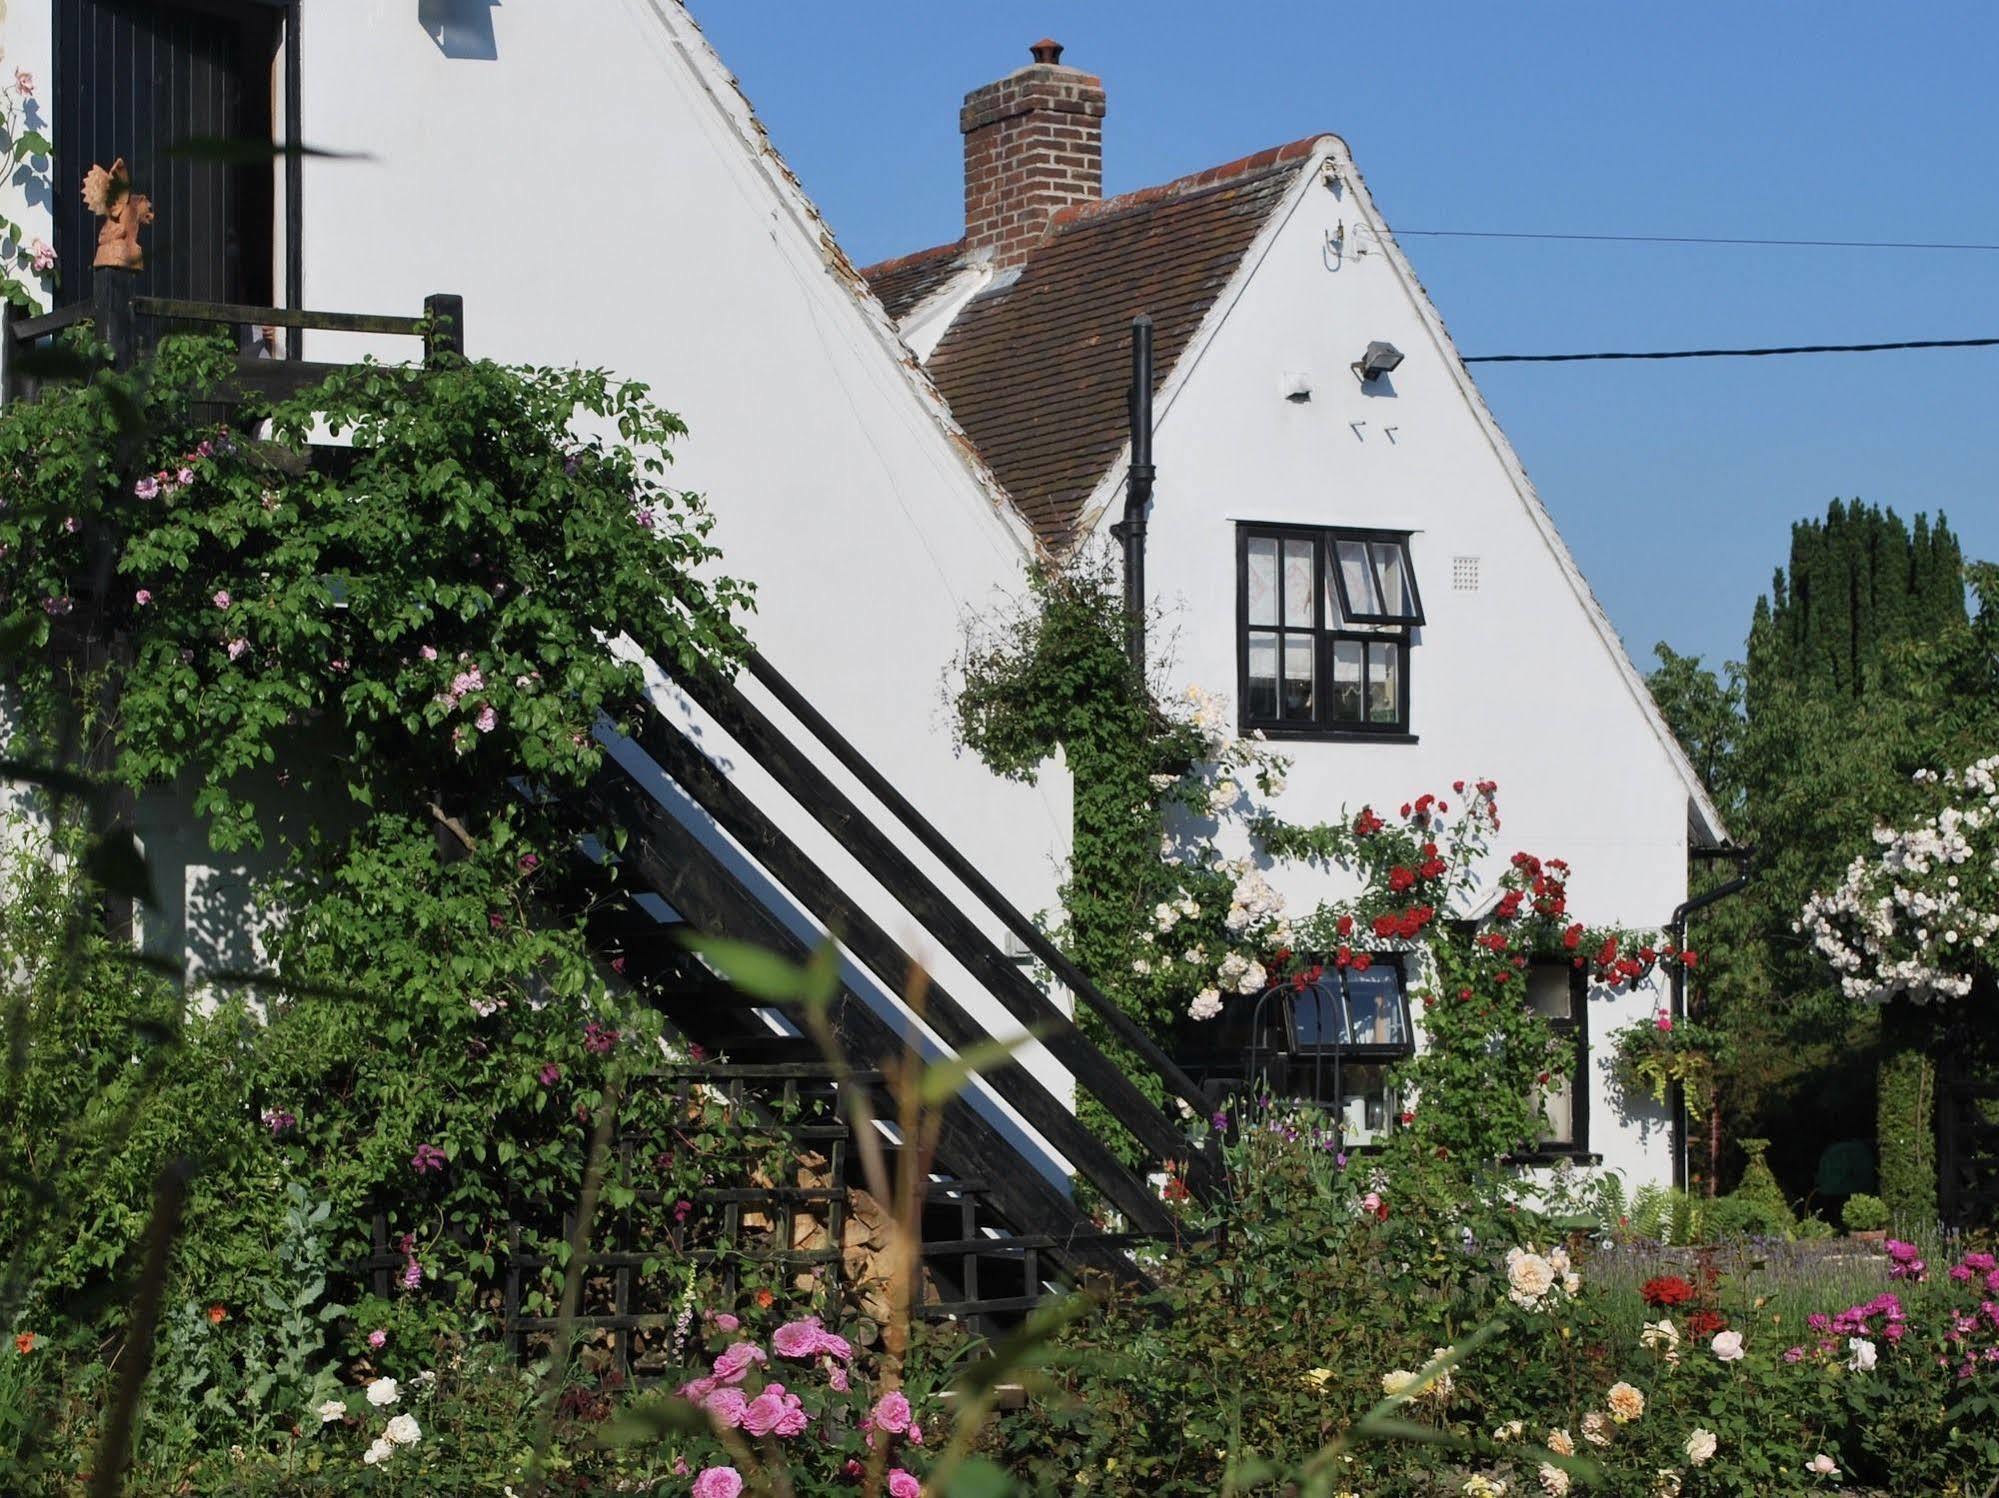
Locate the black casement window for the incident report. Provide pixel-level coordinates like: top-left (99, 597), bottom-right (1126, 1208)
top-left (1288, 960), bottom-right (1415, 1145)
top-left (1525, 959), bottom-right (1590, 1155)
top-left (1237, 524), bottom-right (1422, 738)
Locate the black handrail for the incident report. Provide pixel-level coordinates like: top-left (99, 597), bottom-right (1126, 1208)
top-left (129, 296), bottom-right (428, 337)
top-left (739, 648), bottom-right (1217, 1123)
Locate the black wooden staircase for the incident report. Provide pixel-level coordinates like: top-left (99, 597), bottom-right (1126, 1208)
top-left (538, 645), bottom-right (1220, 1344)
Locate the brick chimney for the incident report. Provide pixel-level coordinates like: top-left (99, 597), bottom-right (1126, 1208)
top-left (960, 39), bottom-right (1104, 268)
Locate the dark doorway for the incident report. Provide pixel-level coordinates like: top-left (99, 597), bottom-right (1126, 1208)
top-left (52, 0), bottom-right (282, 307)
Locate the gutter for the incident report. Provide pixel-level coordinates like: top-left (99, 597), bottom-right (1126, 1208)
top-left (1108, 314), bottom-right (1155, 673)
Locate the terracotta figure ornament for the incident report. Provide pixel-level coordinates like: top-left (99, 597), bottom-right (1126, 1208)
top-left (83, 157), bottom-right (153, 271)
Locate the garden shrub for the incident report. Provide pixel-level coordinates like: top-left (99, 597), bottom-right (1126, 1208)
top-left (1841, 1193), bottom-right (1889, 1233)
top-left (1875, 1043), bottom-right (1938, 1228)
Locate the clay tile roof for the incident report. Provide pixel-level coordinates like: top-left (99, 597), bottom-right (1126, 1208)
top-left (863, 136), bottom-right (1325, 548)
top-left (862, 239), bottom-right (971, 321)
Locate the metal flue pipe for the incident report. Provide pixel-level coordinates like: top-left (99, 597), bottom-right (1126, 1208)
top-left (1111, 314), bottom-right (1155, 674)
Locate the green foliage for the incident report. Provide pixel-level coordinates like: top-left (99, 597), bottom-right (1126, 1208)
top-left (1840, 1193), bottom-right (1889, 1232)
top-left (1875, 1041), bottom-right (1938, 1227)
top-left (1648, 501), bottom-right (1999, 1201)
top-left (954, 552), bottom-right (1189, 1038)
top-left (1628, 1185), bottom-right (1708, 1246)
top-left (1727, 1137), bottom-right (1794, 1229)
top-left (0, 333), bottom-right (748, 853)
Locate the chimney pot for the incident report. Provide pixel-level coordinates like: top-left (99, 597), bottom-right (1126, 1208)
top-left (1029, 38), bottom-right (1063, 65)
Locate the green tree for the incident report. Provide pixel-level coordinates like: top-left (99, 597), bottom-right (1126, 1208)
top-left (1649, 501), bottom-right (1997, 1210)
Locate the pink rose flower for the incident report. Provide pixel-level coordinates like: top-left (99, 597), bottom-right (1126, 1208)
top-left (134, 589), bottom-right (152, 606)
top-left (828, 1363), bottom-right (850, 1393)
top-left (710, 1312), bottom-right (740, 1332)
top-left (690, 1468), bottom-right (744, 1498)
top-left (14, 69), bottom-right (34, 98)
top-left (773, 1318), bottom-right (829, 1359)
top-left (227, 638), bottom-right (249, 660)
top-left (213, 589), bottom-right (231, 610)
top-left (701, 1387), bottom-right (748, 1429)
top-left (420, 645), bottom-right (438, 661)
top-left (367, 1329), bottom-right (387, 1350)
top-left (887, 1470), bottom-right (921, 1498)
top-left (133, 476), bottom-right (159, 500)
top-left (741, 1383), bottom-right (807, 1438)
top-left (870, 1390), bottom-right (912, 1436)
top-left (711, 1341), bottom-right (767, 1385)
top-left (28, 239), bottom-right (53, 273)
top-left (675, 1375), bottom-right (716, 1403)
top-left (475, 704), bottom-right (498, 733)
top-left (907, 1422), bottom-right (923, 1446)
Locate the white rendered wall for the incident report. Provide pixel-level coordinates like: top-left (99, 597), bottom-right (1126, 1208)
top-left (1079, 141), bottom-right (1697, 1190)
top-left (0, 3), bottom-right (1079, 1102)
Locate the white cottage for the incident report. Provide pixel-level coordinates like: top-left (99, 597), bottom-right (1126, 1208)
top-left (2, 4), bottom-right (1263, 1297)
top-left (861, 41), bottom-right (1730, 1192)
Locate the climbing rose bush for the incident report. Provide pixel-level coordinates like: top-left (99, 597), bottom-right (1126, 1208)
top-left (1798, 753), bottom-right (1999, 1004)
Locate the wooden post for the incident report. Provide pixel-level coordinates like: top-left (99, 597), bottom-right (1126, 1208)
top-left (92, 268), bottom-right (137, 370)
top-left (422, 293), bottom-right (464, 363)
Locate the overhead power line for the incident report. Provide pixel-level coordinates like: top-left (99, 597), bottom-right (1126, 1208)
top-left (1399, 228), bottom-right (1999, 252)
top-left (1463, 336), bottom-right (1999, 365)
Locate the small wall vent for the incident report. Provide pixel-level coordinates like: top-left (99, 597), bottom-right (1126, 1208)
top-left (1452, 556), bottom-right (1480, 592)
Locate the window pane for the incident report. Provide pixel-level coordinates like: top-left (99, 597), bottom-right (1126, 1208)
top-left (1246, 631), bottom-right (1278, 719)
top-left (1282, 635), bottom-right (1315, 719)
top-left (1371, 542), bottom-right (1413, 618)
top-left (1337, 540), bottom-right (1383, 616)
top-left (1246, 536), bottom-right (1278, 626)
top-left (1536, 1075), bottom-right (1575, 1146)
top-left (1330, 639), bottom-right (1363, 722)
top-left (1344, 965), bottom-right (1407, 1046)
top-left (1333, 1062), bottom-right (1397, 1144)
top-left (1292, 980), bottom-right (1346, 1047)
top-left (1367, 640), bottom-right (1400, 723)
top-left (1282, 539), bottom-right (1315, 626)
top-left (1526, 964), bottom-right (1572, 1021)
top-left (1323, 554), bottom-right (1346, 628)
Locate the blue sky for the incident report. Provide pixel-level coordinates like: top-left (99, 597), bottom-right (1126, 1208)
top-left (690, 2), bottom-right (1999, 674)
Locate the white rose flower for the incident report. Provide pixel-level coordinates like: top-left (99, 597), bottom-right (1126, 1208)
top-left (365, 1377), bottom-right (399, 1407)
top-left (1236, 960), bottom-right (1266, 995)
top-left (384, 1413), bottom-right (422, 1446)
top-left (1684, 1428), bottom-right (1716, 1466)
top-left (1805, 1454), bottom-right (1840, 1477)
top-left (1188, 989), bottom-right (1223, 1022)
top-left (1709, 1329), bottom-right (1744, 1362)
top-left (362, 1437), bottom-right (395, 1466)
top-left (1847, 1336), bottom-right (1877, 1372)
top-left (316, 1399), bottom-right (346, 1424)
top-left (1506, 1248), bottom-right (1556, 1304)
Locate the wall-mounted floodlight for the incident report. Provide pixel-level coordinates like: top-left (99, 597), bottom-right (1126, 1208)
top-left (1352, 340), bottom-right (1404, 383)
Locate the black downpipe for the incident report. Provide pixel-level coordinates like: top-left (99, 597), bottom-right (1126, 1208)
top-left (1110, 315), bottom-right (1155, 675)
top-left (1667, 843), bottom-right (1754, 1190)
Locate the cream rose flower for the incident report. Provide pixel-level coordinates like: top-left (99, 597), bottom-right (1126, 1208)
top-left (1546, 1428), bottom-right (1575, 1457)
top-left (316, 1399), bottom-right (346, 1424)
top-left (1537, 1465), bottom-right (1571, 1498)
top-left (1654, 1470), bottom-right (1682, 1498)
top-left (1381, 1369), bottom-right (1419, 1399)
top-left (1642, 1318), bottom-right (1682, 1364)
top-left (1605, 1381), bottom-right (1645, 1424)
top-left (1684, 1428), bottom-right (1716, 1466)
top-left (1581, 1411), bottom-right (1612, 1447)
top-left (1507, 1248), bottom-right (1556, 1301)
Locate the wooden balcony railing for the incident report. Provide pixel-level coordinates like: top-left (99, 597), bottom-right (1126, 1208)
top-left (0, 268), bottom-right (462, 405)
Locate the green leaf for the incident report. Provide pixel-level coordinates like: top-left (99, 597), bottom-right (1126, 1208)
top-left (942, 1458), bottom-right (1017, 1498)
top-left (919, 1025), bottom-right (1046, 1105)
top-left (680, 934), bottom-right (839, 1008)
